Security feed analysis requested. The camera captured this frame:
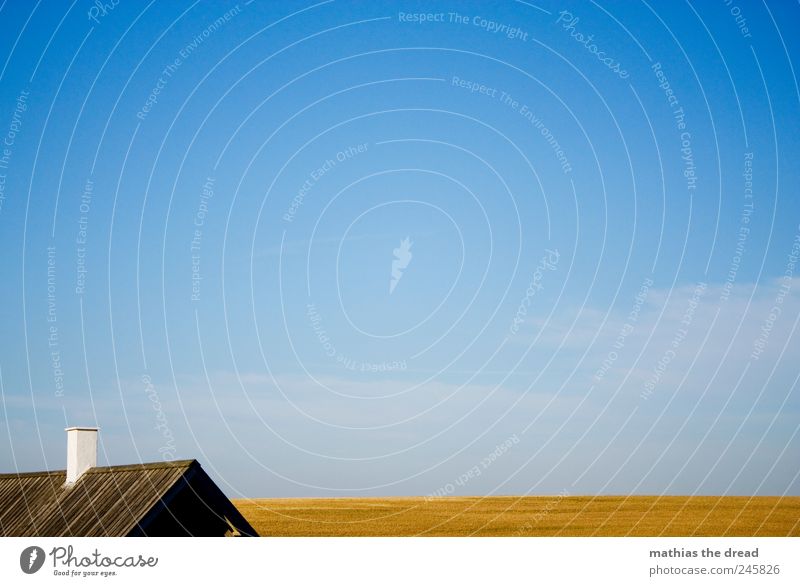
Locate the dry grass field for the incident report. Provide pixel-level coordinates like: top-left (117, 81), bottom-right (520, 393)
top-left (234, 495), bottom-right (800, 537)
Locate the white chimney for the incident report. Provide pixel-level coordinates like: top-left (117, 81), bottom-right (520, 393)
top-left (65, 427), bottom-right (98, 484)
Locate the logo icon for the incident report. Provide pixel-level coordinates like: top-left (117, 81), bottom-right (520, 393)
top-left (390, 237), bottom-right (413, 294)
top-left (20, 546), bottom-right (45, 574)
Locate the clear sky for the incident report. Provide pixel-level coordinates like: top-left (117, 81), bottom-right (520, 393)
top-left (0, 0), bottom-right (798, 498)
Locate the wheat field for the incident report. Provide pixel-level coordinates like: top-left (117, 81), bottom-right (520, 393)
top-left (233, 495), bottom-right (800, 537)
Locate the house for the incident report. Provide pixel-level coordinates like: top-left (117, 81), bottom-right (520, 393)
top-left (0, 427), bottom-right (257, 536)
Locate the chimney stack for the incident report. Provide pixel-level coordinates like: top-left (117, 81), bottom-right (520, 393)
top-left (65, 427), bottom-right (98, 484)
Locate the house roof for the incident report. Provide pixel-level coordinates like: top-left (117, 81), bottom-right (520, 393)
top-left (0, 460), bottom-right (198, 536)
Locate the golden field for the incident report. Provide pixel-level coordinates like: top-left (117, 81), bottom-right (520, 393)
top-left (234, 496), bottom-right (800, 537)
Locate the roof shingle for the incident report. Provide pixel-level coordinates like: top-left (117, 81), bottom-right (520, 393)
top-left (0, 460), bottom-right (195, 536)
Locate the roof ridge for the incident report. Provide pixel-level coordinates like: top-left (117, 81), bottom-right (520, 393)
top-left (0, 469), bottom-right (65, 479)
top-left (0, 459), bottom-right (197, 478)
top-left (85, 460), bottom-right (197, 473)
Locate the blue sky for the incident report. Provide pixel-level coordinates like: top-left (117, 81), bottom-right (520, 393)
top-left (0, 0), bottom-right (798, 498)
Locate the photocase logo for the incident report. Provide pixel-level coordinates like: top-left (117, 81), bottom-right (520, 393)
top-left (390, 237), bottom-right (413, 294)
top-left (20, 546), bottom-right (45, 574)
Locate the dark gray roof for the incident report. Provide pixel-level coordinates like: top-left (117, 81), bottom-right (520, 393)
top-left (0, 460), bottom-right (200, 536)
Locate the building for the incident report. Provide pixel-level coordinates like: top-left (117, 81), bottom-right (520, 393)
top-left (0, 427), bottom-right (257, 536)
